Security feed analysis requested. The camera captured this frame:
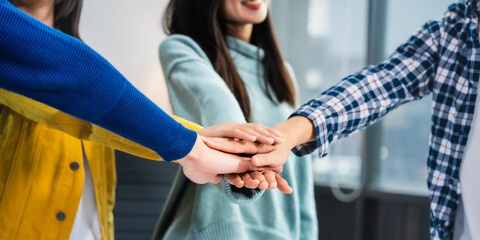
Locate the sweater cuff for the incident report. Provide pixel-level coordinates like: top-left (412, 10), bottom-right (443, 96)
top-left (157, 126), bottom-right (198, 161)
top-left (289, 104), bottom-right (330, 158)
top-left (218, 175), bottom-right (264, 205)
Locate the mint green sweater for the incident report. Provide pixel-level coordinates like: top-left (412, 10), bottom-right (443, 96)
top-left (154, 35), bottom-right (318, 240)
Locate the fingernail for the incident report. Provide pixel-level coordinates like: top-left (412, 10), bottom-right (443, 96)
top-left (266, 137), bottom-right (275, 144)
top-left (275, 137), bottom-right (284, 144)
top-left (274, 130), bottom-right (283, 136)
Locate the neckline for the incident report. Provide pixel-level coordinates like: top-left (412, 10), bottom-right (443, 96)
top-left (226, 36), bottom-right (265, 60)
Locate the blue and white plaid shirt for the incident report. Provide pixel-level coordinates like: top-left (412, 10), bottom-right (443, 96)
top-left (292, 1), bottom-right (479, 239)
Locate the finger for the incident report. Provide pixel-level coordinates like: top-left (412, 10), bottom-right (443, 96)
top-left (202, 137), bottom-right (254, 154)
top-left (269, 128), bottom-right (283, 137)
top-left (245, 123), bottom-right (282, 137)
top-left (252, 153), bottom-right (284, 168)
top-left (263, 171), bottom-right (278, 189)
top-left (226, 174), bottom-right (245, 188)
top-left (242, 173), bottom-right (260, 189)
top-left (201, 137), bottom-right (235, 153)
top-left (250, 171), bottom-right (268, 190)
top-left (247, 125), bottom-right (284, 145)
top-left (241, 162), bottom-right (279, 173)
top-left (230, 129), bottom-right (257, 142)
top-left (273, 166), bottom-right (283, 173)
top-left (203, 137), bottom-right (275, 155)
top-left (199, 123), bottom-right (258, 142)
top-left (244, 128), bottom-right (275, 145)
top-left (210, 174), bottom-right (223, 184)
top-left (223, 157), bottom-right (256, 174)
top-left (275, 174), bottom-right (293, 194)
top-left (273, 137), bottom-right (284, 145)
top-left (202, 147), bottom-right (277, 175)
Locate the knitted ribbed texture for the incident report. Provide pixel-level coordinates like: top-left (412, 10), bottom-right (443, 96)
top-left (0, 0), bottom-right (197, 161)
top-left (221, 175), bottom-right (264, 205)
top-left (190, 219), bottom-right (294, 240)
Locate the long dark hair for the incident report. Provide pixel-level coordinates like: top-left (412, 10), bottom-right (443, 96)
top-left (163, 0), bottom-right (296, 120)
top-left (54, 0), bottom-right (83, 39)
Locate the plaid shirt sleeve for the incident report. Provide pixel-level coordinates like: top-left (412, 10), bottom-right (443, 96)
top-left (291, 19), bottom-right (442, 158)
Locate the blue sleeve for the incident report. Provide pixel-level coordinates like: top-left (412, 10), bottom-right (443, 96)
top-left (160, 34), bottom-right (264, 204)
top-left (0, 0), bottom-right (196, 161)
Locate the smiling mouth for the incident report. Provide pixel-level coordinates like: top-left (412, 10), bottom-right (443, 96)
top-left (242, 0), bottom-right (262, 10)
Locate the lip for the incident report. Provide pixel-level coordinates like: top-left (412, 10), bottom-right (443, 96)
top-left (242, 0), bottom-right (262, 10)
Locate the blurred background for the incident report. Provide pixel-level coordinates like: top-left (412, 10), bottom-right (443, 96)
top-left (79, 0), bottom-right (454, 239)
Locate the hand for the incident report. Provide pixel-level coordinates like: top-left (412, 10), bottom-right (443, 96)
top-left (251, 116), bottom-right (316, 168)
top-left (178, 135), bottom-right (269, 184)
top-left (202, 118), bottom-right (307, 168)
top-left (201, 137), bottom-right (277, 155)
top-left (199, 122), bottom-right (283, 145)
top-left (226, 171), bottom-right (293, 194)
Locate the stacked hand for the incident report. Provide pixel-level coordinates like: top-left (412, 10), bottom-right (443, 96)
top-left (201, 136), bottom-right (293, 194)
top-left (177, 122), bottom-right (281, 184)
top-left (178, 117), bottom-right (316, 194)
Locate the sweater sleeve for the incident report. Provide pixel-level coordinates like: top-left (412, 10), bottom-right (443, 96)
top-left (0, 0), bottom-right (196, 161)
top-left (160, 34), bottom-right (264, 204)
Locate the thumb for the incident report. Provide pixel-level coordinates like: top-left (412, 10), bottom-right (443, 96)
top-left (201, 137), bottom-right (239, 153)
top-left (273, 166), bottom-right (283, 173)
top-left (210, 174), bottom-right (223, 184)
top-left (201, 136), bottom-right (221, 149)
top-left (233, 158), bottom-right (258, 173)
top-left (252, 153), bottom-right (283, 168)
top-left (276, 174), bottom-right (294, 194)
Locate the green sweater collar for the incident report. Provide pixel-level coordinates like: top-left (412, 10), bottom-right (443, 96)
top-left (226, 36), bottom-right (265, 61)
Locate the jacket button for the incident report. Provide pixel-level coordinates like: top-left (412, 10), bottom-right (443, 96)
top-left (56, 212), bottom-right (66, 221)
top-left (70, 162), bottom-right (80, 171)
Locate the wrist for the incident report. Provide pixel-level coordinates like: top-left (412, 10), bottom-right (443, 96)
top-left (178, 134), bottom-right (202, 165)
top-left (274, 116), bottom-right (315, 149)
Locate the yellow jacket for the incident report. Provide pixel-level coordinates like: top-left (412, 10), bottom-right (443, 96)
top-left (0, 89), bottom-right (201, 240)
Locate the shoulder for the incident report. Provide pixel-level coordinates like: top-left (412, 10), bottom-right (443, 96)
top-left (405, 1), bottom-right (472, 52)
top-left (159, 34), bottom-right (209, 61)
top-left (446, 1), bottom-right (468, 18)
top-left (440, 1), bottom-right (472, 28)
top-left (431, 1), bottom-right (474, 46)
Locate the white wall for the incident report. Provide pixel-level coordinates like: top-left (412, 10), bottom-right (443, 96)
top-left (79, 0), bottom-right (171, 113)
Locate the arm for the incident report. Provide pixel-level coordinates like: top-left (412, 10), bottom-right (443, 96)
top-left (0, 89), bottom-right (205, 160)
top-left (0, 89), bottom-right (279, 161)
top-left (0, 0), bottom-right (195, 161)
top-left (262, 20), bottom-right (441, 167)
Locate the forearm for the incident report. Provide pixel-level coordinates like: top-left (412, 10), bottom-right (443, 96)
top-left (0, 0), bottom-right (197, 161)
top-left (290, 21), bottom-right (439, 157)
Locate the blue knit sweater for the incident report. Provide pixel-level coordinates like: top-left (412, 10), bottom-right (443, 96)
top-left (154, 35), bottom-right (318, 240)
top-left (0, 0), bottom-right (196, 161)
